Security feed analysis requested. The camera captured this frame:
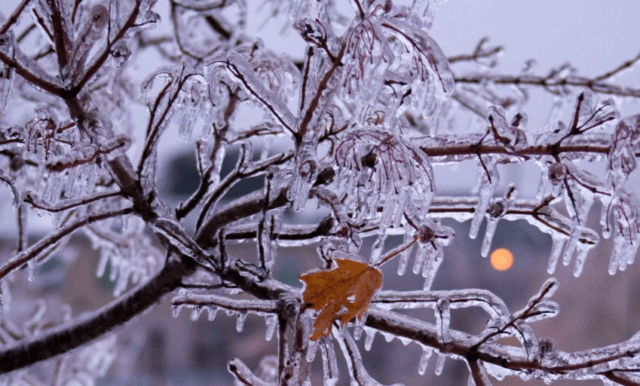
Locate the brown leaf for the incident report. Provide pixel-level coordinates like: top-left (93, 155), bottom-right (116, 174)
top-left (299, 258), bottom-right (383, 341)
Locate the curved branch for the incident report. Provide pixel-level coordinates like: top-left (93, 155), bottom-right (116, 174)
top-left (0, 207), bottom-right (133, 281)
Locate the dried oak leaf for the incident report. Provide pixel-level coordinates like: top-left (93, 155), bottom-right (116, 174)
top-left (299, 258), bottom-right (383, 341)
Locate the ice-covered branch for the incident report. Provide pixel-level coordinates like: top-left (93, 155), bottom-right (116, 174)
top-left (172, 294), bottom-right (278, 315)
top-left (455, 72), bottom-right (640, 98)
top-left (228, 357), bottom-right (274, 386)
top-left (0, 0), bottom-right (31, 35)
top-left (24, 190), bottom-right (123, 212)
top-left (0, 257), bottom-right (196, 374)
top-left (0, 206), bottom-right (133, 282)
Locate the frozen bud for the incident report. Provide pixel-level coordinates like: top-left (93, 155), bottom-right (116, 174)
top-left (293, 19), bottom-right (326, 45)
top-left (361, 147), bottom-right (377, 168)
top-left (313, 166), bottom-right (335, 187)
top-left (83, 111), bottom-right (107, 136)
top-left (110, 41), bottom-right (131, 66)
top-left (335, 223), bottom-right (351, 238)
top-left (512, 127), bottom-right (528, 150)
top-left (0, 33), bottom-right (13, 49)
top-left (487, 106), bottom-right (520, 149)
top-left (383, 0), bottom-right (393, 13)
top-left (538, 338), bottom-right (557, 365)
top-left (90, 5), bottom-right (109, 32)
top-left (548, 162), bottom-right (566, 185)
top-left (511, 112), bottom-right (528, 129)
top-left (9, 152), bottom-right (24, 171)
top-left (99, 134), bottom-right (131, 155)
top-left (593, 98), bottom-right (619, 124)
top-left (487, 198), bottom-right (507, 218)
top-left (417, 225), bottom-right (435, 244)
top-left (299, 159), bottom-right (317, 182)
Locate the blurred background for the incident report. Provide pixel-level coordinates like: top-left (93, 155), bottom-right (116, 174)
top-left (2, 0), bottom-right (640, 385)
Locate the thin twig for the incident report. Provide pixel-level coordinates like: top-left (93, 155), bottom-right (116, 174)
top-left (0, 0), bottom-right (32, 35)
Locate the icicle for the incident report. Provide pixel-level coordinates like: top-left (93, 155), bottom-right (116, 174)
top-left (382, 332), bottom-right (395, 343)
top-left (0, 64), bottom-right (15, 123)
top-left (190, 306), bottom-right (203, 321)
top-left (306, 339), bottom-right (320, 363)
top-left (434, 353), bottom-right (446, 375)
top-left (27, 257), bottom-right (36, 282)
top-left (178, 81), bottom-right (204, 142)
top-left (265, 314), bottom-right (277, 341)
top-left (207, 306), bottom-right (218, 321)
top-left (172, 304), bottom-right (183, 318)
top-left (412, 243), bottom-right (428, 275)
top-left (481, 217), bottom-right (498, 258)
top-left (107, 41), bottom-right (131, 94)
top-left (236, 312), bottom-right (247, 333)
top-left (0, 34), bottom-right (15, 123)
top-left (320, 337), bottom-right (339, 386)
top-left (396, 237), bottom-right (412, 276)
top-left (470, 157), bottom-right (499, 239)
top-left (481, 197), bottom-right (507, 257)
top-left (600, 196), bottom-right (615, 239)
top-left (573, 244), bottom-right (590, 277)
top-left (418, 345), bottom-right (433, 375)
top-left (398, 337), bottom-right (412, 346)
top-left (364, 326), bottom-right (376, 351)
top-left (547, 237), bottom-right (565, 274)
top-left (353, 324), bottom-right (363, 340)
top-left (435, 298), bottom-right (451, 345)
top-left (422, 245), bottom-right (443, 290)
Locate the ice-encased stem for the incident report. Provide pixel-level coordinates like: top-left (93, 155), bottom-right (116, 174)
top-left (221, 52), bottom-right (298, 135)
top-left (320, 337), bottom-right (339, 386)
top-left (435, 298), bottom-right (452, 345)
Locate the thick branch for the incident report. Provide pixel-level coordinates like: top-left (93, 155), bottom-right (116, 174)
top-left (0, 257), bottom-right (196, 374)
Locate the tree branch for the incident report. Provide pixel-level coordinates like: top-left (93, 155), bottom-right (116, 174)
top-left (0, 257), bottom-right (196, 374)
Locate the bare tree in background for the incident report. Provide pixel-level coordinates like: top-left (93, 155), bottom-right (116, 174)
top-left (0, 0), bottom-right (639, 384)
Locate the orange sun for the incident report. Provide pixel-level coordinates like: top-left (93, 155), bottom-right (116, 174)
top-left (490, 248), bottom-right (513, 271)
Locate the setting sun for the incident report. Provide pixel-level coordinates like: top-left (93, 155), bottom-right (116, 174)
top-left (490, 248), bottom-right (514, 271)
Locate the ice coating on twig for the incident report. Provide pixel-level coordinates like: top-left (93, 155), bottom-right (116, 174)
top-left (320, 336), bottom-right (339, 386)
top-left (218, 52), bottom-right (298, 136)
top-left (107, 41), bottom-right (130, 94)
top-left (435, 298), bottom-right (451, 345)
